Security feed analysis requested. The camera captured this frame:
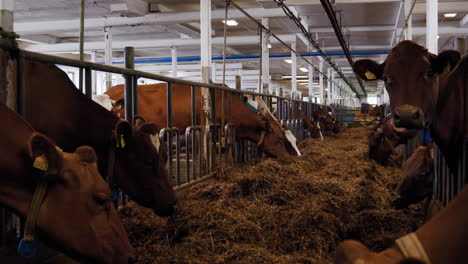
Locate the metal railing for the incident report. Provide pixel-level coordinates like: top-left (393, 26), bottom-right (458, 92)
top-left (433, 141), bottom-right (468, 206)
top-left (0, 35), bottom-right (357, 250)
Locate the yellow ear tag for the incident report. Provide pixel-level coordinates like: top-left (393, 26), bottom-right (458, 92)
top-left (365, 71), bottom-right (377, 80)
top-left (120, 134), bottom-right (126, 148)
top-left (442, 63), bottom-right (451, 74)
top-left (33, 155), bottom-right (48, 171)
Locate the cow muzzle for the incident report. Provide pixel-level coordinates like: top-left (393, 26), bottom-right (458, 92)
top-left (393, 105), bottom-right (425, 129)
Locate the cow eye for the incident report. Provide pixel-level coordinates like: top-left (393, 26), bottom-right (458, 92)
top-left (94, 194), bottom-right (109, 206)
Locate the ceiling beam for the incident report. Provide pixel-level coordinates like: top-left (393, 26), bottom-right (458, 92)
top-left (309, 25), bottom-right (468, 36)
top-left (413, 2), bottom-right (468, 14)
top-left (14, 7), bottom-right (286, 36)
top-left (21, 34), bottom-right (297, 53)
top-left (461, 14), bottom-right (468, 27)
top-left (286, 0), bottom-right (399, 4)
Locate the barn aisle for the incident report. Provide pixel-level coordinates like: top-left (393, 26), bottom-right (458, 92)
top-left (119, 127), bottom-right (425, 264)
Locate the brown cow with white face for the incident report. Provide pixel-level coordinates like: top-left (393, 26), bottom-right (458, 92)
top-left (13, 56), bottom-right (176, 217)
top-left (0, 103), bottom-right (133, 264)
top-left (104, 83), bottom-right (301, 158)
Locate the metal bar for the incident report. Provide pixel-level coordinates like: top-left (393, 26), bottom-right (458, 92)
top-left (318, 0), bottom-right (366, 96)
top-left (132, 76), bottom-right (138, 116)
top-left (191, 85), bottom-right (197, 126)
top-left (79, 0), bottom-right (85, 92)
top-left (222, 0), bottom-right (229, 85)
top-left (0, 45), bottom-right (320, 104)
top-left (167, 82), bottom-right (173, 128)
top-left (124, 47), bottom-right (135, 121)
top-left (390, 0), bottom-right (404, 47)
top-left (85, 67), bottom-right (92, 98)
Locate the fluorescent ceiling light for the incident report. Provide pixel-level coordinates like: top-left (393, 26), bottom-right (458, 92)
top-left (443, 13), bottom-right (457, 18)
top-left (282, 75), bottom-right (307, 78)
top-left (300, 67), bottom-right (308, 72)
top-left (284, 59), bottom-right (293, 64)
top-left (222, 20), bottom-right (239, 26)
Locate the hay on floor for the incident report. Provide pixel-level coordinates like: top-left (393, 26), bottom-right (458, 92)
top-left (120, 127), bottom-right (425, 264)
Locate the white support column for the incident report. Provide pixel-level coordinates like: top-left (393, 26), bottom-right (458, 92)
top-left (291, 41), bottom-right (297, 98)
top-left (308, 63), bottom-right (314, 102)
top-left (327, 68), bottom-right (331, 105)
top-left (261, 17), bottom-right (270, 94)
top-left (211, 62), bottom-right (217, 83)
top-left (319, 61), bottom-right (324, 104)
top-left (0, 0), bottom-right (14, 31)
top-left (200, 0), bottom-right (212, 83)
top-left (171, 46), bottom-right (177, 78)
top-left (404, 0), bottom-right (413, 41)
top-left (91, 51), bottom-right (97, 95)
top-left (426, 0), bottom-right (438, 53)
top-left (104, 26), bottom-right (112, 91)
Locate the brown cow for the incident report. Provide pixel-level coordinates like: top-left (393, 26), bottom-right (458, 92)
top-left (17, 58), bottom-right (176, 216)
top-left (301, 112), bottom-right (322, 139)
top-left (392, 144), bottom-right (434, 209)
top-left (335, 40), bottom-right (467, 264)
top-left (0, 103), bottom-right (133, 264)
top-left (313, 107), bottom-right (341, 134)
top-left (368, 117), bottom-right (408, 165)
top-left (105, 83), bottom-right (301, 158)
top-left (353, 40), bottom-right (465, 171)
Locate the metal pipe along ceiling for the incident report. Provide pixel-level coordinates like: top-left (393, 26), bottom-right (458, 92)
top-left (105, 51), bottom-right (389, 64)
top-left (320, 0), bottom-right (367, 97)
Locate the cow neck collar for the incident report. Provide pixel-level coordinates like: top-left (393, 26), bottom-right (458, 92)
top-left (18, 168), bottom-right (52, 259)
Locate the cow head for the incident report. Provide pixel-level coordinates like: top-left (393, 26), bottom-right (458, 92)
top-left (353, 41), bottom-right (461, 130)
top-left (302, 113), bottom-right (322, 139)
top-left (393, 144), bottom-right (434, 209)
top-left (29, 133), bottom-right (134, 264)
top-left (113, 119), bottom-right (176, 217)
top-left (368, 130), bottom-right (394, 165)
top-left (254, 98), bottom-right (301, 158)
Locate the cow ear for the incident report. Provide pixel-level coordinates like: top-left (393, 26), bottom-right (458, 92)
top-left (114, 120), bottom-right (132, 149)
top-left (353, 59), bottom-right (384, 81)
top-left (112, 99), bottom-right (125, 110)
top-left (430, 50), bottom-right (461, 74)
top-left (132, 115), bottom-right (146, 127)
top-left (139, 123), bottom-right (158, 135)
top-left (29, 133), bottom-right (63, 176)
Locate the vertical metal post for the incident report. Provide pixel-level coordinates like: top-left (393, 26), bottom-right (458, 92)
top-left (79, 0), bottom-right (85, 92)
top-left (104, 26), bottom-right (113, 91)
top-left (0, 0), bottom-right (14, 32)
top-left (90, 51), bottom-right (97, 94)
top-left (171, 47), bottom-right (177, 78)
top-left (85, 67), bottom-right (92, 98)
top-left (319, 61), bottom-right (324, 104)
top-left (426, 0), bottom-right (438, 53)
top-left (261, 17), bottom-right (270, 94)
top-left (124, 47), bottom-right (135, 121)
top-left (404, 0), bottom-right (413, 40)
top-left (235, 75), bottom-right (241, 90)
top-left (291, 41), bottom-right (297, 98)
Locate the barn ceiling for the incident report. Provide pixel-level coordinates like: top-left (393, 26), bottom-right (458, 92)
top-left (11, 0), bottom-right (468, 98)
